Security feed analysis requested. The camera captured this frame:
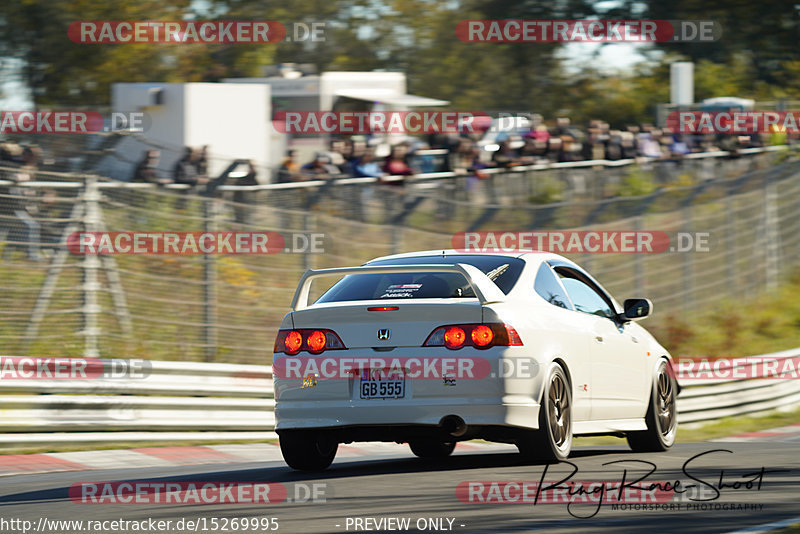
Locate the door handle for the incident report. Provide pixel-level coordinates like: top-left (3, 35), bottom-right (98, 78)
top-left (595, 336), bottom-right (604, 343)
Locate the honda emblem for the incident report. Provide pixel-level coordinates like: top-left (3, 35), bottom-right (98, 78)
top-left (377, 328), bottom-right (391, 340)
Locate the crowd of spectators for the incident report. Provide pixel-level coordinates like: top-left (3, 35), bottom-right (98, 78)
top-left (276, 139), bottom-right (416, 184)
top-left (131, 145), bottom-right (212, 186)
top-left (0, 142), bottom-right (65, 260)
top-left (277, 115), bottom-right (793, 184)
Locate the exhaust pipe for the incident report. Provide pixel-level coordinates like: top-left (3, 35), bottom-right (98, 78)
top-left (440, 415), bottom-right (467, 437)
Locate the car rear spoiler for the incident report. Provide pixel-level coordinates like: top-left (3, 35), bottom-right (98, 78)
top-left (290, 263), bottom-right (507, 311)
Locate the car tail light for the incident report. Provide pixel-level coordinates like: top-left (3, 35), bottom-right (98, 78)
top-left (284, 330), bottom-right (303, 354)
top-left (444, 326), bottom-right (466, 349)
top-left (306, 330), bottom-right (327, 353)
top-left (471, 324), bottom-right (494, 347)
top-left (424, 323), bottom-right (522, 350)
top-left (274, 329), bottom-right (346, 355)
top-left (367, 306), bottom-right (399, 311)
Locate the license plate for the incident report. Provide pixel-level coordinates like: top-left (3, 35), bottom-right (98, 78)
top-left (359, 378), bottom-right (405, 399)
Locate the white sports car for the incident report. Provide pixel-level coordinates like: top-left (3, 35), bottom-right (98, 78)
top-left (272, 250), bottom-right (677, 471)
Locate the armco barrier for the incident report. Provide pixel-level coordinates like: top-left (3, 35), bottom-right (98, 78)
top-left (0, 359), bottom-right (276, 445)
top-left (1, 348), bottom-right (799, 446)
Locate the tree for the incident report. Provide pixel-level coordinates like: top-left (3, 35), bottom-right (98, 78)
top-left (0, 0), bottom-right (277, 106)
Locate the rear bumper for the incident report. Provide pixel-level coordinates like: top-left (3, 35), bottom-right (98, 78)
top-left (273, 346), bottom-right (545, 436)
top-left (274, 396), bottom-right (541, 432)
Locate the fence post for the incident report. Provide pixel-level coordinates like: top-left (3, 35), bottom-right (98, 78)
top-left (634, 215), bottom-right (644, 296)
top-left (725, 195), bottom-right (737, 294)
top-left (202, 197), bottom-right (218, 362)
top-left (82, 178), bottom-right (101, 358)
top-left (763, 177), bottom-right (780, 292)
top-left (391, 224), bottom-right (402, 255)
top-left (682, 204), bottom-right (694, 310)
top-left (303, 212), bottom-right (314, 271)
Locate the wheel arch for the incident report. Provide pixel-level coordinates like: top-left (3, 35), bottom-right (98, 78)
top-left (549, 357), bottom-right (572, 400)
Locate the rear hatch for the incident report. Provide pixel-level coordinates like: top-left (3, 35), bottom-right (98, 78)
top-left (290, 300), bottom-right (483, 349)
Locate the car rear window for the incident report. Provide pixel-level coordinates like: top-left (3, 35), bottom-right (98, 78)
top-left (314, 255), bottom-right (524, 303)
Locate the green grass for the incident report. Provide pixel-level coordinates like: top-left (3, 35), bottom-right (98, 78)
top-left (647, 269), bottom-right (800, 360)
top-left (574, 406), bottom-right (800, 446)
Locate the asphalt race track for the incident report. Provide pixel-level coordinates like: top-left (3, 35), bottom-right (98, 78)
top-left (1, 441), bottom-right (798, 534)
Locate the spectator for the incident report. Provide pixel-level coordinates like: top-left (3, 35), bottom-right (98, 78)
top-left (620, 131), bottom-right (638, 159)
top-left (338, 139), bottom-right (358, 175)
top-left (382, 143), bottom-right (414, 183)
top-left (448, 138), bottom-right (475, 175)
top-left (233, 160), bottom-right (258, 225)
top-left (558, 135), bottom-right (580, 163)
top-left (545, 137), bottom-right (563, 163)
top-left (638, 133), bottom-right (665, 159)
top-left (195, 145), bottom-right (209, 178)
top-left (173, 147), bottom-right (200, 185)
top-left (3, 146), bottom-right (43, 261)
top-left (276, 150), bottom-right (301, 183)
top-left (301, 152), bottom-right (340, 179)
top-left (353, 148), bottom-right (385, 178)
top-left (131, 150), bottom-right (163, 184)
top-left (492, 141), bottom-right (518, 168)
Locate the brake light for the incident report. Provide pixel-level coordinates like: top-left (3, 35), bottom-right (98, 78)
top-left (284, 330), bottom-right (303, 354)
top-left (274, 329), bottom-right (346, 354)
top-left (471, 324), bottom-right (494, 347)
top-left (307, 330), bottom-right (327, 353)
top-left (424, 323), bottom-right (522, 350)
top-left (444, 326), bottom-right (466, 349)
top-left (368, 306), bottom-right (399, 311)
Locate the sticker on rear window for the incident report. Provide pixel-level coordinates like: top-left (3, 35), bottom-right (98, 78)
top-left (380, 284), bottom-right (422, 298)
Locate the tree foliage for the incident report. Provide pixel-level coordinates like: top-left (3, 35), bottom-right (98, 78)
top-left (1, 0), bottom-right (799, 125)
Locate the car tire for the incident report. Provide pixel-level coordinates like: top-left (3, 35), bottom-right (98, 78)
top-left (627, 359), bottom-right (677, 452)
top-left (279, 430), bottom-right (338, 471)
top-left (408, 439), bottom-right (456, 458)
top-left (517, 363), bottom-right (572, 462)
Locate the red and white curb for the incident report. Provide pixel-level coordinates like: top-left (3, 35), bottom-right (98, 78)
top-left (0, 441), bottom-right (516, 477)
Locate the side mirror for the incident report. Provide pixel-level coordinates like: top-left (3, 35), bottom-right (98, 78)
top-left (620, 298), bottom-right (652, 321)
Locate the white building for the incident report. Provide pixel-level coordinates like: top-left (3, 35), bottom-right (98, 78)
top-left (103, 82), bottom-right (271, 182)
top-left (104, 71), bottom-right (447, 182)
top-left (224, 70), bottom-right (449, 162)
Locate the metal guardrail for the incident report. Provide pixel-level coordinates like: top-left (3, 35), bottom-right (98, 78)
top-left (1, 348), bottom-right (799, 446)
top-left (0, 359), bottom-right (275, 445)
top-left (677, 347), bottom-right (800, 425)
